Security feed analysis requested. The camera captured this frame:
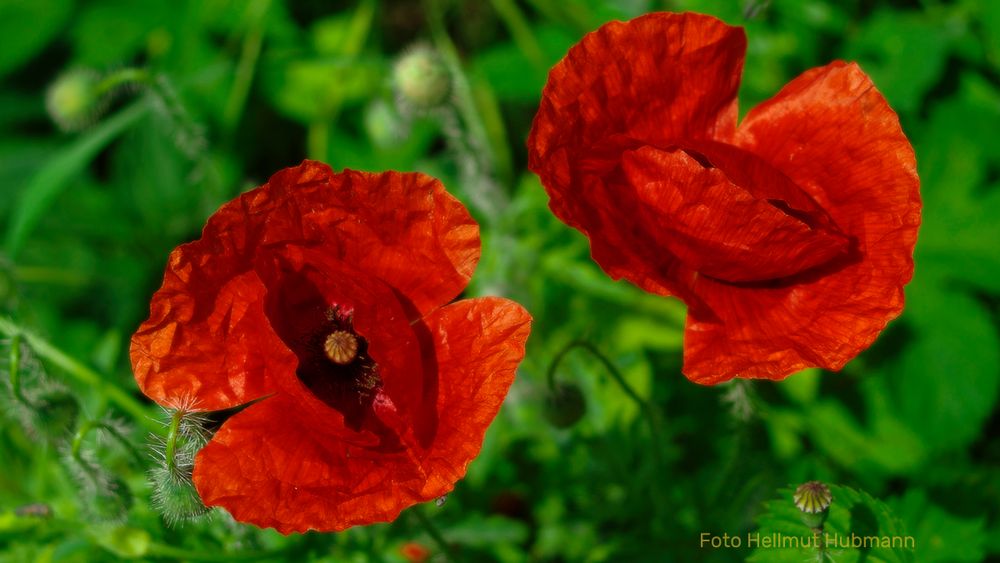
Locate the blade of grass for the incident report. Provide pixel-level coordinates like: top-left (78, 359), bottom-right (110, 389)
top-left (0, 316), bottom-right (160, 434)
top-left (4, 100), bottom-right (150, 259)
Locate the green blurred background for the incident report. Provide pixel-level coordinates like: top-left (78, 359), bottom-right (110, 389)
top-left (2, 0), bottom-right (999, 561)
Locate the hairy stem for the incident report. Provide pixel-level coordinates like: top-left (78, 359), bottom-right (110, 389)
top-left (0, 316), bottom-right (159, 434)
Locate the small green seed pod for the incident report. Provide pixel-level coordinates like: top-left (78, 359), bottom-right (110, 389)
top-left (544, 382), bottom-right (586, 428)
top-left (393, 45), bottom-right (452, 110)
top-left (793, 481), bottom-right (832, 529)
top-left (45, 69), bottom-right (106, 132)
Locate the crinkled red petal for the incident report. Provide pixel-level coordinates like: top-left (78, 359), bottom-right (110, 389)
top-left (131, 162), bottom-right (479, 410)
top-left (623, 146), bottom-right (851, 283)
top-left (527, 12), bottom-right (746, 298)
top-left (265, 163), bottom-right (480, 318)
top-left (681, 61), bottom-right (920, 383)
top-left (192, 297), bottom-right (530, 534)
top-left (192, 394), bottom-right (426, 534)
top-left (411, 297), bottom-right (531, 497)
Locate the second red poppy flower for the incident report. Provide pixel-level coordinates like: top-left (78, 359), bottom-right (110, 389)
top-left (528, 12), bottom-right (921, 383)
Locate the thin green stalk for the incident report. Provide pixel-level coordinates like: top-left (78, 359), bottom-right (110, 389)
top-left (165, 409), bottom-right (183, 475)
top-left (412, 506), bottom-right (457, 562)
top-left (305, 0), bottom-right (374, 160)
top-left (223, 0), bottom-right (270, 133)
top-left (0, 317), bottom-right (159, 434)
top-left (489, 0), bottom-right (546, 71)
top-left (95, 67), bottom-right (152, 96)
top-left (307, 121), bottom-right (329, 161)
top-left (423, 0), bottom-right (508, 213)
top-left (4, 100), bottom-right (150, 258)
top-left (8, 333), bottom-right (28, 405)
top-left (71, 419), bottom-right (143, 466)
top-left (547, 340), bottom-right (667, 468)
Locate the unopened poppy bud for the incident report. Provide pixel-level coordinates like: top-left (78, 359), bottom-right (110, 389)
top-left (36, 390), bottom-right (80, 438)
top-left (793, 481), bottom-right (832, 529)
top-left (150, 464), bottom-right (210, 524)
top-left (544, 382), bottom-right (586, 428)
top-left (393, 45), bottom-right (451, 110)
top-left (45, 69), bottom-right (106, 132)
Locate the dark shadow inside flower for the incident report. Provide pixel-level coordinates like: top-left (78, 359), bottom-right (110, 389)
top-left (252, 244), bottom-right (435, 450)
top-left (621, 142), bottom-right (862, 286)
top-left (389, 288), bottom-right (441, 450)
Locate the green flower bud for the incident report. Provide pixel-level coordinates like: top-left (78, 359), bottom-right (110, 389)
top-left (35, 389), bottom-right (80, 438)
top-left (45, 69), bottom-right (106, 132)
top-left (544, 382), bottom-right (586, 428)
top-left (393, 45), bottom-right (451, 110)
top-left (794, 481), bottom-right (832, 529)
top-left (150, 464), bottom-right (209, 524)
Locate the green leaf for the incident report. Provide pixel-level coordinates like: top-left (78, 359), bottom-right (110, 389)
top-left (889, 490), bottom-right (985, 562)
top-left (262, 57), bottom-right (384, 123)
top-left (472, 26), bottom-right (574, 103)
top-left (777, 368), bottom-right (821, 405)
top-left (886, 287), bottom-right (1000, 452)
top-left (804, 395), bottom-right (926, 476)
top-left (914, 76), bottom-right (1000, 293)
top-left (439, 514), bottom-right (529, 547)
top-left (749, 484), bottom-right (913, 562)
top-left (0, 0), bottom-right (73, 78)
top-left (70, 0), bottom-right (172, 66)
top-left (845, 10), bottom-right (952, 115)
top-left (4, 101), bottom-right (150, 259)
top-left (91, 525), bottom-right (150, 558)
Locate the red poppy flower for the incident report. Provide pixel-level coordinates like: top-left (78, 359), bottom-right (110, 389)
top-left (527, 12), bottom-right (920, 384)
top-left (400, 542), bottom-right (432, 563)
top-left (130, 161), bottom-right (531, 533)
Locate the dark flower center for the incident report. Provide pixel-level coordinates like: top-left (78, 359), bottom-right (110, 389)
top-left (323, 330), bottom-right (358, 365)
top-left (294, 306), bottom-right (383, 429)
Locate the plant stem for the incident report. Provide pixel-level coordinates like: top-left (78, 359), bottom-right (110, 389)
top-left (72, 419), bottom-right (145, 466)
top-left (307, 121), bottom-right (329, 161)
top-left (96, 67), bottom-right (152, 96)
top-left (423, 0), bottom-right (508, 215)
top-left (489, 0), bottom-right (546, 71)
top-left (0, 316), bottom-right (160, 434)
top-left (165, 409), bottom-right (183, 475)
top-left (8, 332), bottom-right (29, 405)
top-left (547, 339), bottom-right (667, 468)
top-left (412, 505), bottom-right (457, 562)
top-left (223, 0), bottom-right (270, 133)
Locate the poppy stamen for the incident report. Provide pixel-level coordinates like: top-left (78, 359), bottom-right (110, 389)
top-left (323, 331), bottom-right (359, 365)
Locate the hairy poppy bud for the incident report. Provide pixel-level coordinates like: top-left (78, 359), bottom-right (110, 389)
top-left (794, 481), bottom-right (832, 529)
top-left (393, 45), bottom-right (451, 110)
top-left (35, 389), bottom-right (80, 438)
top-left (45, 69), bottom-right (106, 132)
top-left (150, 464), bottom-right (210, 524)
top-left (544, 382), bottom-right (586, 428)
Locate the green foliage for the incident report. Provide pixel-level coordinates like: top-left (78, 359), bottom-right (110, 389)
top-left (1, 0), bottom-right (999, 561)
top-left (750, 484), bottom-right (912, 562)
